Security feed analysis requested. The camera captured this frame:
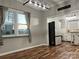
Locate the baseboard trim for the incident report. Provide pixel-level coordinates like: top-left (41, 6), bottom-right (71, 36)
top-left (0, 44), bottom-right (47, 56)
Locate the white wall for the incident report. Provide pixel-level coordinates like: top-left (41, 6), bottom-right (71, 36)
top-left (0, 0), bottom-right (47, 55)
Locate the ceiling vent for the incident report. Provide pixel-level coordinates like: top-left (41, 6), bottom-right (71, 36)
top-left (57, 5), bottom-right (71, 11)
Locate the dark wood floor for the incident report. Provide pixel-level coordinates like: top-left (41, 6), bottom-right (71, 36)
top-left (1, 42), bottom-right (79, 59)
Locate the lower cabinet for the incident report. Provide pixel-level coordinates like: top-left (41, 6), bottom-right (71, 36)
top-left (55, 35), bottom-right (62, 45)
top-left (73, 33), bottom-right (79, 45)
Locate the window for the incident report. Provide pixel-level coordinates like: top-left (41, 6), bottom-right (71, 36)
top-left (2, 9), bottom-right (30, 37)
top-left (17, 14), bottom-right (29, 34)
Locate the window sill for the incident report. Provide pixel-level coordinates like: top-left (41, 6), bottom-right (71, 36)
top-left (2, 34), bottom-right (29, 38)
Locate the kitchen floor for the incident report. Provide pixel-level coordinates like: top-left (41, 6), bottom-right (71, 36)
top-left (1, 42), bottom-right (79, 59)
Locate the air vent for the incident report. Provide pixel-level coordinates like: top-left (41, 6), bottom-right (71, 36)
top-left (57, 5), bottom-right (71, 11)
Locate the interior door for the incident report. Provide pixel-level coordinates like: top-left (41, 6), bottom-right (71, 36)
top-left (48, 21), bottom-right (55, 46)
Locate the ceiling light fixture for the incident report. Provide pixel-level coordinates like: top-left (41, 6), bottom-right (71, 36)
top-left (38, 3), bottom-right (41, 7)
top-left (34, 1), bottom-right (38, 6)
top-left (43, 5), bottom-right (46, 9)
top-left (23, 0), bottom-right (30, 5)
top-left (29, 0), bottom-right (32, 4)
top-left (65, 16), bottom-right (76, 20)
top-left (23, 0), bottom-right (49, 10)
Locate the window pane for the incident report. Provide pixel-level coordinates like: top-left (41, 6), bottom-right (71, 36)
top-left (2, 24), bottom-right (14, 35)
top-left (17, 25), bottom-right (28, 34)
top-left (18, 25), bottom-right (27, 29)
top-left (17, 14), bottom-right (27, 24)
top-left (17, 13), bottom-right (28, 34)
top-left (2, 11), bottom-right (15, 35)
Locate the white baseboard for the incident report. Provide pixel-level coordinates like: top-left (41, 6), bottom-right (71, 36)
top-left (0, 44), bottom-right (47, 56)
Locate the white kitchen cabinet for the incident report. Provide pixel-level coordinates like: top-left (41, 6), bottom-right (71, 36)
top-left (55, 35), bottom-right (62, 45)
top-left (74, 33), bottom-right (79, 45)
top-left (63, 33), bottom-right (71, 41)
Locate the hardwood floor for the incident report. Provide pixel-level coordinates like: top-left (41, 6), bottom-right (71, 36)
top-left (1, 42), bottom-right (79, 59)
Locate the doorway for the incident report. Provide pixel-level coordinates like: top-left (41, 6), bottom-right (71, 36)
top-left (48, 21), bottom-right (55, 46)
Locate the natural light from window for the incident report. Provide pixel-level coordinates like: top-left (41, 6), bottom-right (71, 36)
top-left (17, 14), bottom-right (27, 24)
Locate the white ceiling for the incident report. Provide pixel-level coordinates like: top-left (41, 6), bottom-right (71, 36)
top-left (17, 0), bottom-right (72, 10)
top-left (44, 0), bottom-right (72, 7)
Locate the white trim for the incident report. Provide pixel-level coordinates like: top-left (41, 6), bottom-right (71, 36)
top-left (47, 22), bottom-right (49, 45)
top-left (0, 44), bottom-right (47, 56)
top-left (2, 34), bottom-right (29, 37)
